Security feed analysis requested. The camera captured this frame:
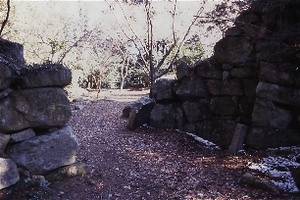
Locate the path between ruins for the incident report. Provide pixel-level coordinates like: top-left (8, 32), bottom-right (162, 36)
top-left (1, 90), bottom-right (298, 200)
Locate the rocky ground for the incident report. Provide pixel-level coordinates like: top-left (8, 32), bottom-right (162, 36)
top-left (0, 89), bottom-right (300, 200)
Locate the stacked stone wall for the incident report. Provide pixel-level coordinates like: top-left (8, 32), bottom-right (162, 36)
top-left (0, 39), bottom-right (78, 189)
top-left (149, 0), bottom-right (300, 149)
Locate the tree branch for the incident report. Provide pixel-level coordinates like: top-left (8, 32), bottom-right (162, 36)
top-left (0, 0), bottom-right (11, 36)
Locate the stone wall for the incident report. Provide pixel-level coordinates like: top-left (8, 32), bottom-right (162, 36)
top-left (148, 0), bottom-right (300, 149)
top-left (0, 39), bottom-right (78, 189)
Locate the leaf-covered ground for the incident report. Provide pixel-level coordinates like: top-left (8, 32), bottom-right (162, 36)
top-left (1, 90), bottom-right (300, 200)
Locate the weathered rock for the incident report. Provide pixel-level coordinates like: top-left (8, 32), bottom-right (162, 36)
top-left (193, 120), bottom-right (213, 141)
top-left (176, 61), bottom-right (193, 80)
top-left (182, 101), bottom-right (212, 123)
top-left (231, 65), bottom-right (256, 78)
top-left (210, 96), bottom-right (240, 116)
top-left (236, 11), bottom-right (259, 25)
top-left (252, 99), bottom-right (293, 129)
top-left (0, 88), bottom-right (13, 100)
top-left (175, 75), bottom-right (209, 101)
top-left (127, 97), bottom-right (155, 130)
top-left (150, 104), bottom-right (184, 129)
top-left (0, 87), bottom-right (71, 133)
top-left (152, 79), bottom-right (175, 102)
top-left (0, 38), bottom-right (24, 64)
top-left (228, 123), bottom-right (248, 153)
top-left (211, 120), bottom-right (236, 149)
top-left (196, 58), bottom-right (222, 79)
top-left (10, 129), bottom-right (35, 143)
top-left (122, 96), bottom-right (153, 118)
top-left (0, 64), bottom-right (14, 90)
top-left (214, 36), bottom-right (253, 64)
top-left (6, 126), bottom-right (79, 175)
top-left (19, 64), bottom-right (72, 89)
top-left (239, 172), bottom-right (279, 193)
top-left (256, 41), bottom-right (296, 63)
top-left (206, 79), bottom-right (243, 96)
top-left (0, 133), bottom-right (10, 154)
top-left (225, 27), bottom-right (243, 37)
top-left (0, 158), bottom-right (19, 190)
top-left (256, 81), bottom-right (300, 106)
top-left (246, 127), bottom-right (300, 149)
top-left (260, 62), bottom-right (296, 86)
top-left (45, 162), bottom-right (88, 182)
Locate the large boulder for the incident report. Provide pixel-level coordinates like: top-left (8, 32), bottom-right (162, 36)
top-left (126, 97), bottom-right (155, 130)
top-left (0, 87), bottom-right (71, 133)
top-left (206, 79), bottom-right (243, 96)
top-left (0, 38), bottom-right (24, 64)
top-left (259, 62), bottom-right (296, 86)
top-left (175, 75), bottom-right (209, 101)
top-left (182, 101), bottom-right (212, 123)
top-left (256, 41), bottom-right (296, 63)
top-left (150, 104), bottom-right (185, 129)
top-left (0, 39), bottom-right (25, 90)
top-left (256, 81), bottom-right (300, 106)
top-left (246, 127), bottom-right (300, 149)
top-left (0, 158), bottom-right (19, 190)
top-left (6, 126), bottom-right (79, 175)
top-left (214, 36), bottom-right (253, 64)
top-left (152, 79), bottom-right (176, 102)
top-left (0, 133), bottom-right (10, 154)
top-left (176, 61), bottom-right (193, 80)
top-left (19, 64), bottom-right (72, 89)
top-left (210, 96), bottom-right (240, 116)
top-left (196, 58), bottom-right (222, 79)
top-left (252, 99), bottom-right (293, 129)
top-left (0, 64), bottom-right (13, 90)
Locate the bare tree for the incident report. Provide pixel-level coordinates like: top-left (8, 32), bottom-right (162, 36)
top-left (108, 0), bottom-right (207, 97)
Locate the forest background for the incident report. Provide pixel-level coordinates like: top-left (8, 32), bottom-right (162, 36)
top-left (0, 0), bottom-right (246, 91)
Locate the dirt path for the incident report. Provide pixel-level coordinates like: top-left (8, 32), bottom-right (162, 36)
top-left (1, 95), bottom-right (299, 199)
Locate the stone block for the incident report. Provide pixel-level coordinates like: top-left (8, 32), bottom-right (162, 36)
top-left (210, 96), bottom-right (240, 116)
top-left (0, 64), bottom-right (13, 90)
top-left (0, 158), bottom-right (19, 190)
top-left (10, 129), bottom-right (35, 142)
top-left (256, 41), bottom-right (296, 63)
top-left (0, 88), bottom-right (71, 133)
top-left (246, 127), bottom-right (300, 149)
top-left (260, 62), bottom-right (296, 86)
top-left (211, 120), bottom-right (236, 149)
top-left (0, 133), bottom-right (10, 154)
top-left (256, 81), bottom-right (300, 106)
top-left (228, 123), bottom-right (248, 153)
top-left (206, 79), bottom-right (243, 96)
top-left (176, 61), bottom-right (193, 80)
top-left (19, 64), bottom-right (72, 89)
top-left (6, 125), bottom-right (79, 175)
top-left (182, 101), bottom-right (212, 123)
top-left (150, 104), bottom-right (184, 130)
top-left (152, 79), bottom-right (176, 102)
top-left (175, 75), bottom-right (209, 101)
top-left (127, 97), bottom-right (155, 130)
top-left (252, 99), bottom-right (293, 129)
top-left (196, 58), bottom-right (222, 79)
top-left (214, 36), bottom-right (253, 64)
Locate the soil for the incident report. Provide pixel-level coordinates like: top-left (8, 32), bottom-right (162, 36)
top-left (0, 89), bottom-right (299, 200)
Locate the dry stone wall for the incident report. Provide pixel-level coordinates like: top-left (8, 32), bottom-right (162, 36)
top-left (149, 0), bottom-right (300, 149)
top-left (0, 39), bottom-right (78, 190)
